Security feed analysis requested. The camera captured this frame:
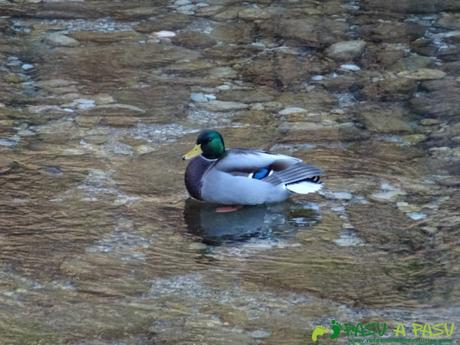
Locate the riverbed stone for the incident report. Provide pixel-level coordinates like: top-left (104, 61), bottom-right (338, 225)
top-left (44, 32), bottom-right (80, 47)
top-left (410, 37), bottom-right (439, 57)
top-left (70, 30), bottom-right (143, 44)
top-left (238, 7), bottom-right (271, 20)
top-left (198, 100), bottom-right (248, 112)
top-left (410, 83), bottom-right (460, 117)
top-left (172, 31), bottom-right (217, 49)
top-left (241, 54), bottom-right (331, 88)
top-left (354, 103), bottom-right (413, 133)
top-left (361, 0), bottom-right (460, 13)
top-left (276, 90), bottom-right (337, 112)
top-left (359, 21), bottom-right (425, 43)
top-left (218, 87), bottom-right (276, 103)
top-left (134, 13), bottom-right (191, 33)
top-left (210, 22), bottom-right (254, 44)
top-left (360, 76), bottom-right (417, 101)
top-left (390, 55), bottom-right (434, 72)
top-left (326, 40), bottom-right (367, 61)
top-left (259, 17), bottom-right (348, 47)
top-left (437, 12), bottom-right (460, 30)
top-left (0, 157), bottom-right (14, 174)
top-left (398, 68), bottom-right (446, 80)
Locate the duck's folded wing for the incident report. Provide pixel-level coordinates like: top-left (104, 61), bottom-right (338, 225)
top-left (263, 162), bottom-right (323, 185)
top-left (215, 149), bottom-right (301, 173)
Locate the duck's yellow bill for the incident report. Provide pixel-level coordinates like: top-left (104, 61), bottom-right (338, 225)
top-left (182, 144), bottom-right (202, 160)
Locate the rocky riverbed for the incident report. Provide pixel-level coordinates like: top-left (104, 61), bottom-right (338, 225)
top-left (0, 0), bottom-right (459, 344)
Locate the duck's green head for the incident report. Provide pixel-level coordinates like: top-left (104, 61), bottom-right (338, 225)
top-left (183, 130), bottom-right (225, 160)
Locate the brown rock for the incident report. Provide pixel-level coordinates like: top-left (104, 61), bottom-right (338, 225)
top-left (359, 21), bottom-right (425, 43)
top-left (361, 44), bottom-right (406, 69)
top-left (397, 68), bottom-right (446, 80)
top-left (436, 44), bottom-right (460, 62)
top-left (100, 116), bottom-right (140, 127)
top-left (321, 75), bottom-right (365, 92)
top-left (410, 38), bottom-right (439, 56)
top-left (390, 55), bottom-right (434, 72)
top-left (114, 84), bottom-right (189, 122)
top-left (134, 13), bottom-right (191, 33)
top-left (204, 45), bottom-right (259, 59)
top-left (238, 7), bottom-right (271, 20)
top-left (0, 157), bottom-right (14, 174)
top-left (349, 203), bottom-right (420, 251)
top-left (278, 121), bottom-right (369, 142)
top-left (354, 103), bottom-right (413, 133)
top-left (437, 12), bottom-right (460, 30)
top-left (326, 40), bottom-right (367, 61)
top-left (410, 85), bottom-right (460, 118)
top-left (210, 22), bottom-right (255, 44)
top-left (70, 31), bottom-right (143, 44)
top-left (218, 87), bottom-right (276, 103)
top-left (44, 32), bottom-right (80, 47)
top-left (259, 17), bottom-right (347, 47)
top-left (213, 7), bottom-right (240, 21)
top-left (112, 7), bottom-right (160, 20)
top-left (276, 90), bottom-right (337, 112)
top-left (441, 61), bottom-right (460, 76)
top-left (35, 44), bottom-right (200, 87)
top-left (360, 76), bottom-right (417, 101)
top-left (241, 54), bottom-right (331, 88)
top-left (172, 31), bottom-right (217, 49)
top-left (361, 0), bottom-right (460, 13)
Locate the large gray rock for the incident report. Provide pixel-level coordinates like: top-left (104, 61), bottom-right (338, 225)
top-left (362, 0), bottom-right (460, 13)
top-left (355, 103), bottom-right (413, 133)
top-left (172, 31), bottom-right (217, 49)
top-left (259, 17), bottom-right (348, 47)
top-left (199, 100), bottom-right (248, 112)
top-left (359, 21), bottom-right (425, 43)
top-left (0, 157), bottom-right (14, 174)
top-left (326, 40), bottom-right (367, 61)
top-left (44, 32), bottom-right (80, 47)
top-left (437, 12), bottom-right (460, 30)
top-left (410, 82), bottom-right (460, 118)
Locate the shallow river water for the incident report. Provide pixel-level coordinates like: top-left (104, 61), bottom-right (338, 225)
top-left (0, 0), bottom-right (459, 344)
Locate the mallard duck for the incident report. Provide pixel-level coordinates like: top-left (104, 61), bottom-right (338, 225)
top-left (182, 130), bottom-right (323, 205)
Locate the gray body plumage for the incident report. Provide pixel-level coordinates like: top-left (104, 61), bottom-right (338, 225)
top-left (185, 149), bottom-right (323, 205)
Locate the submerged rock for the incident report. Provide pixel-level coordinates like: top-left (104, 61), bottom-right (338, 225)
top-left (210, 22), bottom-right (254, 44)
top-left (360, 76), bottom-right (417, 101)
top-left (70, 30), bottom-right (143, 44)
top-left (238, 7), bottom-right (271, 20)
top-left (198, 100), bottom-right (248, 112)
top-left (44, 32), bottom-right (80, 47)
top-left (370, 183), bottom-right (406, 202)
top-left (398, 68), bottom-right (446, 80)
top-left (437, 12), bottom-right (460, 30)
top-left (278, 107), bottom-right (307, 116)
top-left (259, 17), bottom-right (348, 47)
top-left (361, 0), bottom-right (460, 13)
top-left (326, 40), bottom-right (367, 61)
top-left (359, 21), bottom-right (425, 43)
top-left (410, 83), bottom-right (460, 117)
top-left (0, 157), bottom-right (14, 174)
top-left (172, 31), bottom-right (217, 49)
top-left (354, 103), bottom-right (413, 133)
top-left (134, 13), bottom-right (191, 33)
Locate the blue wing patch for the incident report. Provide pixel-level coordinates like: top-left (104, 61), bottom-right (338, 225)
top-left (251, 167), bottom-right (271, 180)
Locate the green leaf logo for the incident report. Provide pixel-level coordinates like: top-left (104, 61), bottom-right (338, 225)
top-left (312, 326), bottom-right (330, 342)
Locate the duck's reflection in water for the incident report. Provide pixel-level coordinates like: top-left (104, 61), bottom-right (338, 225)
top-left (183, 199), bottom-right (320, 245)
